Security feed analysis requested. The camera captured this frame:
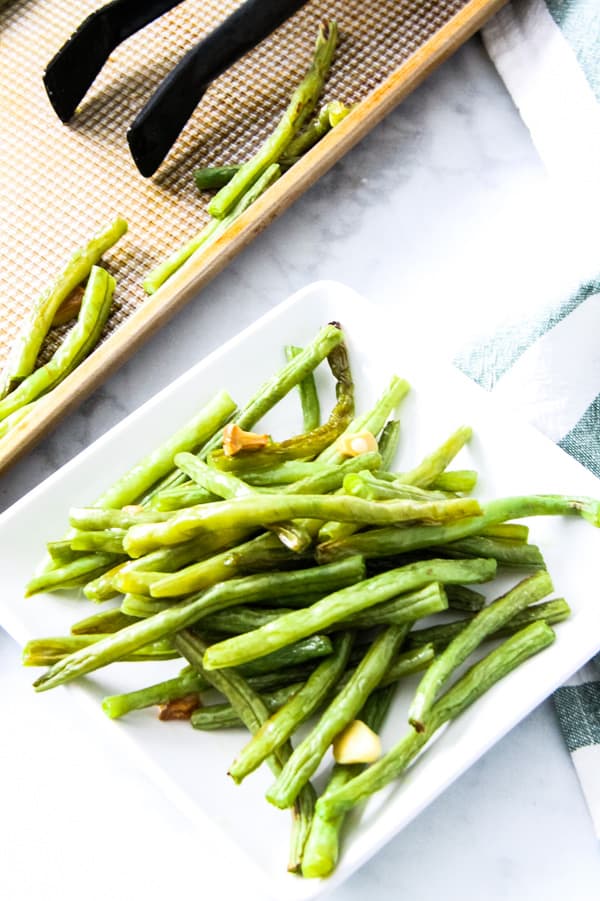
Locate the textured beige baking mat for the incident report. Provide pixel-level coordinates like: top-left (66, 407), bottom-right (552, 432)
top-left (0, 0), bottom-right (504, 471)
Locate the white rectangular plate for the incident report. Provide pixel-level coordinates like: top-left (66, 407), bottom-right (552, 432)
top-left (2, 281), bottom-right (600, 900)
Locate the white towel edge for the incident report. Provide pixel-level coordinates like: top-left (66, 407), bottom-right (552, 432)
top-left (482, 0), bottom-right (600, 200)
top-left (571, 746), bottom-right (600, 838)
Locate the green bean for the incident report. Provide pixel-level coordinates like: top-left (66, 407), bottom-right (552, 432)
top-left (285, 345), bottom-right (320, 431)
top-left (112, 528), bottom-right (249, 596)
top-left (283, 100), bottom-right (350, 158)
top-left (69, 508), bottom-right (173, 531)
top-left (430, 470), bottom-right (478, 493)
top-left (238, 460), bottom-right (341, 487)
top-left (0, 217), bottom-right (127, 399)
top-left (148, 531), bottom-right (308, 598)
top-left (191, 682), bottom-right (304, 730)
top-left (175, 453), bottom-right (312, 553)
top-left (437, 536), bottom-right (545, 569)
top-left (71, 608), bottom-right (136, 635)
top-left (408, 570), bottom-right (553, 731)
top-left (343, 471), bottom-right (449, 502)
top-left (0, 266), bottom-right (115, 424)
top-left (193, 164), bottom-right (240, 191)
top-left (229, 632), bottom-right (354, 782)
top-left (116, 570), bottom-right (171, 599)
top-left (372, 643), bottom-right (435, 687)
top-left (202, 558), bottom-right (496, 671)
top-left (83, 561), bottom-right (129, 602)
top-left (341, 582), bottom-right (447, 628)
top-left (125, 495), bottom-right (482, 557)
top-left (149, 322), bottom-right (344, 499)
top-left (302, 685), bottom-right (395, 877)
top-left (406, 597), bottom-right (571, 651)
top-left (480, 523), bottom-right (529, 542)
top-left (26, 553), bottom-right (118, 596)
top-left (157, 453), bottom-right (382, 513)
top-left (70, 529), bottom-right (126, 554)
top-left (121, 593), bottom-right (170, 617)
top-left (40, 388), bottom-right (237, 583)
top-left (317, 621), bottom-right (556, 819)
top-left (201, 588), bottom-right (444, 636)
top-left (139, 565), bottom-right (214, 600)
top-left (198, 605), bottom-right (295, 635)
top-left (32, 557), bottom-right (366, 691)
top-left (377, 420), bottom-right (401, 471)
top-left (445, 584), bottom-right (486, 612)
top-left (102, 663), bottom-right (317, 720)
top-left (266, 624), bottom-right (409, 808)
top-left (317, 495), bottom-right (600, 563)
top-left (47, 539), bottom-right (84, 566)
top-left (103, 666), bottom-right (208, 718)
top-left (98, 389), bottom-right (237, 510)
top-left (149, 483), bottom-right (219, 511)
top-left (320, 376), bottom-right (411, 466)
top-left (192, 102), bottom-right (351, 193)
top-left (103, 644), bottom-right (434, 724)
top-left (282, 452), bottom-right (382, 496)
top-left (174, 631), bottom-right (317, 873)
top-left (175, 455), bottom-right (255, 501)
top-left (315, 378), bottom-right (411, 542)
top-left (221, 635), bottom-right (333, 675)
top-left (260, 592), bottom-right (328, 610)
top-left (190, 454), bottom-right (380, 574)
top-left (156, 468), bottom-right (334, 512)
top-left (143, 163), bottom-right (281, 295)
top-left (395, 426), bottom-right (473, 488)
top-left (24, 634), bottom-right (178, 666)
top-left (0, 402), bottom-right (38, 439)
top-left (208, 22), bottom-right (338, 219)
top-left (208, 337), bottom-right (354, 472)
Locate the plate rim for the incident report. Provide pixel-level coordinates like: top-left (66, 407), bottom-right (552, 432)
top-left (2, 278), bottom-right (600, 900)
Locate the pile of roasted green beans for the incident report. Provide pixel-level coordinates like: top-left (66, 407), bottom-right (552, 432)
top-left (25, 321), bottom-right (599, 877)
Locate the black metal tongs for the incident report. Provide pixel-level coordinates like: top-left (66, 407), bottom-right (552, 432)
top-left (43, 0), bottom-right (308, 177)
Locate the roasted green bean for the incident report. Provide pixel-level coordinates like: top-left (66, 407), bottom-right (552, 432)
top-left (266, 624), bottom-right (408, 808)
top-left (0, 217), bottom-right (127, 399)
top-left (317, 621), bottom-right (556, 819)
top-left (143, 163), bottom-right (281, 294)
top-left (0, 266), bottom-right (115, 424)
top-left (285, 345), bottom-right (320, 431)
top-left (229, 632), bottom-right (354, 782)
top-left (317, 495), bottom-right (600, 563)
top-left (33, 557), bottom-right (366, 691)
top-left (208, 22), bottom-right (338, 219)
top-left (408, 570), bottom-right (553, 731)
top-left (202, 558), bottom-right (496, 671)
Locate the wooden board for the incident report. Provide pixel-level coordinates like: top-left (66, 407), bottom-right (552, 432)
top-left (0, 0), bottom-right (506, 474)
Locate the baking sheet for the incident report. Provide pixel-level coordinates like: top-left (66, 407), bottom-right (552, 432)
top-left (0, 0), bottom-right (505, 471)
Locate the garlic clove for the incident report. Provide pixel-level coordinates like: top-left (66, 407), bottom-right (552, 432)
top-left (222, 423), bottom-right (270, 456)
top-left (332, 718), bottom-right (382, 764)
top-left (335, 430), bottom-right (378, 458)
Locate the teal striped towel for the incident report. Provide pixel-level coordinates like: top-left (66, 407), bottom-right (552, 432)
top-left (468, 0), bottom-right (600, 836)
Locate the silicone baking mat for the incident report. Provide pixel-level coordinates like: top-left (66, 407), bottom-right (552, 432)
top-left (0, 0), bottom-right (504, 470)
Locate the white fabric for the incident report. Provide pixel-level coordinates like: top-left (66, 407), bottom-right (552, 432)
top-left (482, 0), bottom-right (600, 196)
top-left (572, 745), bottom-right (600, 838)
top-left (491, 293), bottom-right (600, 441)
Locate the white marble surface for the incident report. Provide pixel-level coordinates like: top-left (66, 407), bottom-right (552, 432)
top-left (2, 34), bottom-right (600, 900)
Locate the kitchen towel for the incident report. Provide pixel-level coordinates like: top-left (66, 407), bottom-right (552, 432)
top-left (465, 0), bottom-right (600, 837)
